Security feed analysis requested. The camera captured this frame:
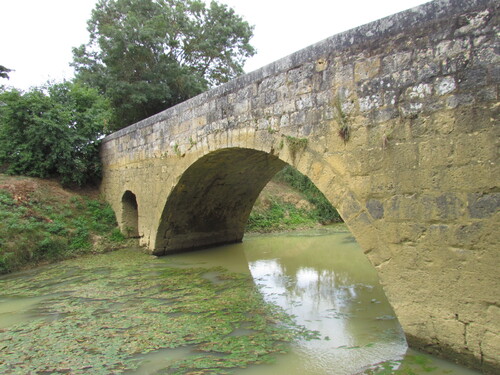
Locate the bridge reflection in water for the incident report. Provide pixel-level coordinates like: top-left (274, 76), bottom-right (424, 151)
top-left (161, 227), bottom-right (480, 375)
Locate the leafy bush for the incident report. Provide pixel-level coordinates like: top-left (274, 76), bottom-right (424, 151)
top-left (0, 82), bottom-right (113, 186)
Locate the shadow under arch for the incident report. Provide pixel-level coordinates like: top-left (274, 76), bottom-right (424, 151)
top-left (121, 190), bottom-right (140, 238)
top-left (154, 148), bottom-right (286, 255)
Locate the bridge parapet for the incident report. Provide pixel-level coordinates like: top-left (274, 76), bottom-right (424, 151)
top-left (101, 0), bottom-right (499, 372)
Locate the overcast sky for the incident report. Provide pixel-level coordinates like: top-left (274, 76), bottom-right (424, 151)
top-left (1, 0), bottom-right (430, 90)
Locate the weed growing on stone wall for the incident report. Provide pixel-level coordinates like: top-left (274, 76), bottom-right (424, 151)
top-left (381, 128), bottom-right (394, 149)
top-left (333, 96), bottom-right (350, 143)
top-left (284, 135), bottom-right (308, 161)
top-left (279, 138), bottom-right (285, 150)
top-left (173, 143), bottom-right (181, 157)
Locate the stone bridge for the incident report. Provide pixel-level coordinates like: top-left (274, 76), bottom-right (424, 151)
top-left (100, 0), bottom-right (499, 372)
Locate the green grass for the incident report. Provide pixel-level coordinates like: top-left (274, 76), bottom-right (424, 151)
top-left (247, 199), bottom-right (318, 232)
top-left (1, 166), bottom-right (341, 271)
top-left (0, 187), bottom-right (124, 275)
top-left (274, 166), bottom-right (341, 223)
top-left (246, 166), bottom-right (342, 232)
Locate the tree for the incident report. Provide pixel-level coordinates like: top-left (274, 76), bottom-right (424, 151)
top-left (0, 65), bottom-right (12, 80)
top-left (0, 82), bottom-right (113, 186)
top-left (0, 65), bottom-right (12, 92)
top-left (72, 0), bottom-right (255, 129)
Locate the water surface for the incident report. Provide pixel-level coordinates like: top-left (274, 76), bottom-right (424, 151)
top-left (0, 226), bottom-right (481, 374)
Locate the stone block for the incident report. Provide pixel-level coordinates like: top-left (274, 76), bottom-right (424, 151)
top-left (366, 199), bottom-right (384, 219)
top-left (453, 132), bottom-right (497, 166)
top-left (457, 66), bottom-right (489, 90)
top-left (381, 51), bottom-right (412, 75)
top-left (448, 164), bottom-right (498, 192)
top-left (452, 222), bottom-right (484, 249)
top-left (389, 69), bottom-right (416, 88)
top-left (454, 9), bottom-right (493, 37)
top-left (354, 56), bottom-right (381, 82)
top-left (435, 38), bottom-right (471, 59)
top-left (332, 63), bottom-right (354, 87)
top-left (418, 138), bottom-right (453, 168)
top-left (359, 94), bottom-right (383, 112)
top-left (416, 62), bottom-right (441, 81)
top-left (384, 194), bottom-right (418, 222)
top-left (434, 193), bottom-right (466, 221)
top-left (432, 318), bottom-right (467, 353)
top-left (366, 107), bottom-right (399, 125)
top-left (434, 76), bottom-right (457, 95)
top-left (467, 193), bottom-right (500, 219)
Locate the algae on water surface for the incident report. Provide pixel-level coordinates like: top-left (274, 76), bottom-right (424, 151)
top-left (0, 248), bottom-right (318, 374)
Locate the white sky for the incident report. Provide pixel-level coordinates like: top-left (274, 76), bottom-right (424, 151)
top-left (0, 0), bottom-right (430, 90)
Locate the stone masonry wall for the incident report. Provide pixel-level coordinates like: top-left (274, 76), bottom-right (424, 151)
top-left (101, 0), bottom-right (499, 372)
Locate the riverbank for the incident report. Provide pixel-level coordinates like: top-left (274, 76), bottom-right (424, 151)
top-left (0, 174), bottom-right (125, 274)
top-left (246, 166), bottom-right (342, 233)
top-left (0, 168), bottom-right (341, 274)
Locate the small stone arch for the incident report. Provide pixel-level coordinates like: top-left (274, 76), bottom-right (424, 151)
top-left (121, 190), bottom-right (140, 238)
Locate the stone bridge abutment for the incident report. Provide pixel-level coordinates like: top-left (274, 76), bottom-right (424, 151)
top-left (100, 0), bottom-right (499, 372)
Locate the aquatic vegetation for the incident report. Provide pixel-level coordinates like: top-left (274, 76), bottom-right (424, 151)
top-left (0, 249), bottom-right (318, 374)
top-left (361, 354), bottom-right (440, 375)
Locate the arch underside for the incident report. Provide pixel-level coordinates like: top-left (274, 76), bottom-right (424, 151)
top-left (154, 148), bottom-right (286, 255)
top-left (121, 190), bottom-right (139, 238)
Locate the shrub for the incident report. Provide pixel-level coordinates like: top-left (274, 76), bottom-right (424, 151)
top-left (0, 82), bottom-right (113, 186)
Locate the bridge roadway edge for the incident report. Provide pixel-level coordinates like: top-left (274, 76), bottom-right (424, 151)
top-left (102, 0), bottom-right (493, 144)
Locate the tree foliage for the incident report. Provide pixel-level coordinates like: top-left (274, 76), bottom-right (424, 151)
top-left (0, 65), bottom-right (12, 80)
top-left (0, 82), bottom-right (113, 186)
top-left (72, 0), bottom-right (255, 129)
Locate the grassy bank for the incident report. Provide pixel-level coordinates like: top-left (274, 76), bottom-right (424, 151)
top-left (1, 166), bottom-right (340, 274)
top-left (246, 166), bottom-right (342, 232)
top-left (0, 174), bottom-right (124, 274)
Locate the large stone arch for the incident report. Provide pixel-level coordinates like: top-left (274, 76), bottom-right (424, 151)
top-left (154, 148), bottom-right (285, 254)
top-left (152, 146), bottom-right (379, 259)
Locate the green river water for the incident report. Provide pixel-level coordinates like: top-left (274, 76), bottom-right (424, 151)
top-left (0, 226), bottom-right (481, 375)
